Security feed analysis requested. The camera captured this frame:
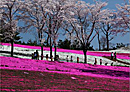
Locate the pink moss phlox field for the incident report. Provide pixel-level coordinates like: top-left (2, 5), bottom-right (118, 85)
top-left (0, 89), bottom-right (72, 91)
top-left (1, 43), bottom-right (130, 60)
top-left (0, 56), bottom-right (129, 80)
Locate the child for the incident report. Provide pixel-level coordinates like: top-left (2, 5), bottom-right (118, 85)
top-left (32, 53), bottom-right (34, 59)
top-left (46, 54), bottom-right (48, 61)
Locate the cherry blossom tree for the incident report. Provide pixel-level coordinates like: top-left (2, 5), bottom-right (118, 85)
top-left (17, 0), bottom-right (48, 60)
top-left (0, 0), bottom-right (24, 57)
top-left (99, 5), bottom-right (129, 51)
top-left (65, 1), bottom-right (108, 63)
top-left (98, 10), bottom-right (118, 51)
top-left (45, 0), bottom-right (77, 61)
top-left (62, 19), bottom-right (76, 49)
top-left (116, 0), bottom-right (130, 30)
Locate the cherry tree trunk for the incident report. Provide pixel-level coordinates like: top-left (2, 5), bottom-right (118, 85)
top-left (54, 45), bottom-right (57, 61)
top-left (47, 35), bottom-right (49, 47)
top-left (41, 45), bottom-right (43, 60)
top-left (11, 39), bottom-right (14, 57)
top-left (106, 34), bottom-right (109, 51)
top-left (97, 33), bottom-right (101, 50)
top-left (83, 49), bottom-right (87, 63)
top-left (50, 37), bottom-right (52, 61)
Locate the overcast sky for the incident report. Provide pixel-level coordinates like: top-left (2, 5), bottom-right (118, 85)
top-left (19, 0), bottom-right (130, 49)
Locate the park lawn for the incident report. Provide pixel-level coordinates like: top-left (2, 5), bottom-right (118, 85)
top-left (0, 69), bottom-right (129, 91)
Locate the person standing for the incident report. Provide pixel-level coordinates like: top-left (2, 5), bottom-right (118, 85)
top-left (94, 58), bottom-right (97, 65)
top-left (70, 56), bottom-right (73, 62)
top-left (36, 50), bottom-right (39, 60)
top-left (34, 52), bottom-right (37, 59)
top-left (51, 55), bottom-right (53, 61)
top-left (56, 55), bottom-right (59, 61)
top-left (111, 52), bottom-right (114, 60)
top-left (77, 57), bottom-right (79, 63)
top-left (114, 52), bottom-right (116, 60)
top-left (66, 55), bottom-right (69, 62)
top-left (46, 54), bottom-right (48, 61)
top-left (100, 59), bottom-right (102, 65)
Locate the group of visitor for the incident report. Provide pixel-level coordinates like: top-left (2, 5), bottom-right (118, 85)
top-left (31, 50), bottom-right (60, 61)
top-left (111, 52), bottom-right (116, 60)
top-left (32, 50), bottom-right (39, 60)
top-left (66, 55), bottom-right (73, 62)
top-left (31, 50), bottom-right (76, 62)
top-left (31, 50), bottom-right (117, 63)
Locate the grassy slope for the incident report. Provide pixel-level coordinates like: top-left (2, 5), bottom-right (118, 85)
top-left (0, 69), bottom-right (129, 91)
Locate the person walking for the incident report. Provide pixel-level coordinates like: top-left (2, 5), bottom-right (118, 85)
top-left (111, 52), bottom-right (114, 60)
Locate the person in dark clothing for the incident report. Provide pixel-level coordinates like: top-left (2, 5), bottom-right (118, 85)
top-left (66, 55), bottom-right (69, 62)
top-left (77, 57), bottom-right (79, 63)
top-left (114, 52), bottom-right (116, 60)
top-left (70, 56), bottom-right (73, 62)
top-left (100, 59), bottom-right (102, 65)
top-left (111, 52), bottom-right (114, 60)
top-left (34, 50), bottom-right (39, 60)
top-left (94, 58), bottom-right (97, 65)
top-left (46, 54), bottom-right (48, 61)
top-left (32, 53), bottom-right (34, 59)
top-left (56, 55), bottom-right (59, 61)
top-left (34, 52), bottom-right (37, 59)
